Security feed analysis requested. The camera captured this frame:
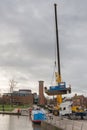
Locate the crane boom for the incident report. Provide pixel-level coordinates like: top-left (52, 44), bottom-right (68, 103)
top-left (54, 3), bottom-right (61, 83)
top-left (54, 3), bottom-right (62, 104)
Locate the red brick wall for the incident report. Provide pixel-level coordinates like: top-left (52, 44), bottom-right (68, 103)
top-left (3, 94), bottom-right (34, 105)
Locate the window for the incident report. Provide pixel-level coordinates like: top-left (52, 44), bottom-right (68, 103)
top-left (63, 107), bottom-right (66, 110)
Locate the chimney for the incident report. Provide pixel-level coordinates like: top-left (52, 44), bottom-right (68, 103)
top-left (39, 81), bottom-right (45, 105)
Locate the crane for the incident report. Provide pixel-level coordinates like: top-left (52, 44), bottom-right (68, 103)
top-left (45, 4), bottom-right (71, 115)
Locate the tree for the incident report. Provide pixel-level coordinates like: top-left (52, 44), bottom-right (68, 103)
top-left (9, 78), bottom-right (18, 106)
top-left (9, 79), bottom-right (17, 93)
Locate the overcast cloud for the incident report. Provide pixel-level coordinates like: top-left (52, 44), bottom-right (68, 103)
top-left (0, 0), bottom-right (87, 97)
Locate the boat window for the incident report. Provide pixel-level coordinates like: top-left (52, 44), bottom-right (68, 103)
top-left (63, 107), bottom-right (66, 110)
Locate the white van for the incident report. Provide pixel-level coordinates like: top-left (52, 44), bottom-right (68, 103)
top-left (59, 101), bottom-right (72, 116)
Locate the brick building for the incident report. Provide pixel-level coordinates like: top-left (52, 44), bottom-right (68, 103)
top-left (2, 89), bottom-right (35, 105)
top-left (72, 94), bottom-right (87, 108)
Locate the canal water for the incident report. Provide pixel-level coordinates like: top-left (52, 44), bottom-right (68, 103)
top-left (0, 115), bottom-right (44, 130)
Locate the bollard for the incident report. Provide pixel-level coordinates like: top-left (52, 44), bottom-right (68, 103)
top-left (72, 120), bottom-right (74, 130)
top-left (81, 123), bottom-right (83, 130)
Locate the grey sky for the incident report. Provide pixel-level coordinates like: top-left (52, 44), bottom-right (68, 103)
top-left (0, 0), bottom-right (87, 97)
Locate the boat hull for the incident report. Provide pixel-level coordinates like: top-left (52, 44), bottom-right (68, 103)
top-left (32, 120), bottom-right (41, 124)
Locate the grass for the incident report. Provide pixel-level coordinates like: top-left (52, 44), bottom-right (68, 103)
top-left (0, 104), bottom-right (31, 111)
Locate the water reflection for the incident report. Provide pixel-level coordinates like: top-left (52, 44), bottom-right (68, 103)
top-left (0, 115), bottom-right (10, 130)
top-left (0, 115), bottom-right (43, 130)
top-left (32, 124), bottom-right (42, 130)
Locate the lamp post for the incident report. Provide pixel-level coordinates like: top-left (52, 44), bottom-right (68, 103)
top-left (2, 95), bottom-right (5, 111)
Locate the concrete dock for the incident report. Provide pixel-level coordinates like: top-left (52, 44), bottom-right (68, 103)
top-left (41, 113), bottom-right (87, 130)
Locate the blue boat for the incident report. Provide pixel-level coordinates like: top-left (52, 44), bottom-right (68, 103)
top-left (31, 109), bottom-right (47, 124)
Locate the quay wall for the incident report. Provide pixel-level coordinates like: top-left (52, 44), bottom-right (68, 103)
top-left (41, 115), bottom-right (87, 130)
top-left (41, 121), bottom-right (63, 130)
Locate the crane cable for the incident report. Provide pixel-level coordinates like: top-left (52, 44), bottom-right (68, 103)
top-left (50, 41), bottom-right (57, 85)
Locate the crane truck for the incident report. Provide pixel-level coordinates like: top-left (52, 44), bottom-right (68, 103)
top-left (45, 4), bottom-right (86, 118)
